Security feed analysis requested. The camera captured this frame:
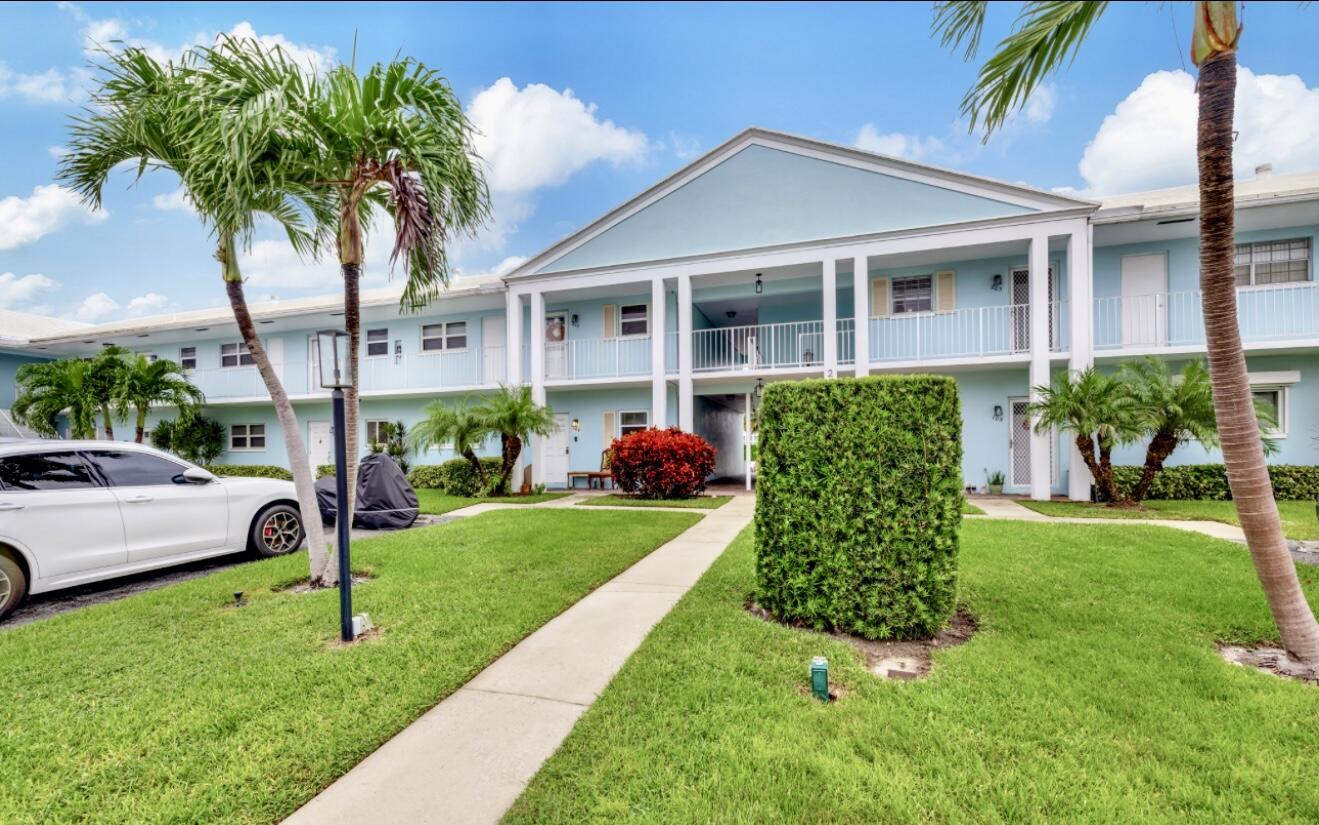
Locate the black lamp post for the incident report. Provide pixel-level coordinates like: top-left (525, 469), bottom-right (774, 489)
top-left (316, 329), bottom-right (355, 642)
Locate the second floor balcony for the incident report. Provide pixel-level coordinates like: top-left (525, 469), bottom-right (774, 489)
top-left (1094, 281), bottom-right (1319, 352)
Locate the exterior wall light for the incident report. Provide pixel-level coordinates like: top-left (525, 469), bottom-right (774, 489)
top-left (755, 273), bottom-right (764, 295)
top-left (571, 418), bottom-right (581, 431)
top-left (991, 273), bottom-right (1003, 291)
top-left (993, 404), bottom-right (1004, 421)
top-left (571, 313), bottom-right (579, 327)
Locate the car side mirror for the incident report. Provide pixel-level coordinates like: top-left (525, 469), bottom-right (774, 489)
top-left (181, 466), bottom-right (216, 485)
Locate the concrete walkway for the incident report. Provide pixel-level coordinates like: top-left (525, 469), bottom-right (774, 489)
top-left (285, 495), bottom-right (755, 825)
top-left (970, 496), bottom-right (1249, 541)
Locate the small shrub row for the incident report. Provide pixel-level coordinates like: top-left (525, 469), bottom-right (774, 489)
top-left (755, 375), bottom-right (963, 641)
top-left (610, 427), bottom-right (716, 499)
top-left (407, 457), bottom-right (504, 496)
top-left (205, 464), bottom-right (293, 480)
top-left (316, 464), bottom-right (336, 480)
top-left (1111, 464), bottom-right (1319, 501)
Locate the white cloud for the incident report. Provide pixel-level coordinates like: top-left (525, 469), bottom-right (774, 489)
top-left (240, 235), bottom-right (390, 291)
top-left (668, 132), bottom-right (703, 161)
top-left (467, 77), bottom-right (649, 193)
top-left (854, 125), bottom-right (948, 163)
top-left (0, 272), bottom-right (59, 309)
top-left (223, 22), bottom-right (335, 74)
top-left (1022, 83), bottom-right (1057, 124)
top-left (126, 292), bottom-right (169, 315)
top-left (0, 185), bottom-right (106, 251)
top-left (70, 291), bottom-right (121, 322)
top-left (65, 290), bottom-right (171, 322)
top-left (1072, 67), bottom-right (1319, 195)
top-left (492, 255), bottom-right (528, 276)
top-left (0, 63), bottom-right (85, 104)
top-left (152, 187), bottom-right (195, 213)
top-left (47, 145), bottom-right (68, 158)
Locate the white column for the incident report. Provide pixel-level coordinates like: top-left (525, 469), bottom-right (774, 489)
top-left (744, 393), bottom-right (752, 491)
top-left (505, 290), bottom-right (523, 386)
top-left (1028, 234), bottom-right (1051, 501)
top-left (1067, 225), bottom-right (1095, 501)
top-left (651, 277), bottom-right (667, 428)
top-left (678, 274), bottom-right (694, 431)
top-left (529, 290), bottom-right (546, 487)
top-left (852, 255), bottom-right (870, 377)
top-left (822, 258), bottom-right (837, 377)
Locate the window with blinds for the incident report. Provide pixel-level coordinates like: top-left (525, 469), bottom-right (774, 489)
top-left (1234, 237), bottom-right (1310, 286)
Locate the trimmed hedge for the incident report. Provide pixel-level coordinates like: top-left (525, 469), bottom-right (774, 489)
top-left (610, 427), bottom-right (716, 499)
top-left (316, 464), bottom-right (336, 480)
top-left (755, 375), bottom-right (963, 640)
top-left (205, 464), bottom-right (293, 481)
top-left (1112, 464), bottom-right (1319, 501)
top-left (407, 458), bottom-right (504, 496)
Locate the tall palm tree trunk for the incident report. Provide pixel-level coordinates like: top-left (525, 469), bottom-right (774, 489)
top-left (220, 235), bottom-right (335, 586)
top-left (1197, 51), bottom-right (1319, 661)
top-left (135, 407), bottom-right (148, 444)
top-left (101, 409), bottom-right (115, 440)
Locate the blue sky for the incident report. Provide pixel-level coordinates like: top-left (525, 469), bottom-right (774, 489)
top-left (1, 1), bottom-right (1316, 323)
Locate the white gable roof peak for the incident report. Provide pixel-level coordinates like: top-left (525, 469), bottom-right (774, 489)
top-left (506, 127), bottom-right (1096, 279)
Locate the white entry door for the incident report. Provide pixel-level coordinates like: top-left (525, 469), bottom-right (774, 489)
top-left (543, 412), bottom-right (571, 486)
top-left (308, 421), bottom-right (333, 473)
top-left (482, 315), bottom-right (506, 383)
top-left (1120, 253), bottom-right (1168, 346)
top-left (545, 311), bottom-right (568, 379)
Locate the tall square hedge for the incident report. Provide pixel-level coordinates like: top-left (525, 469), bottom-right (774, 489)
top-left (755, 375), bottom-right (963, 639)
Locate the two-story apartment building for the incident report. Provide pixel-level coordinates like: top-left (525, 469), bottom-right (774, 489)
top-left (4, 128), bottom-right (1316, 500)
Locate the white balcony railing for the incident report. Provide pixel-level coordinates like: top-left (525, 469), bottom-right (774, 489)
top-left (837, 318), bottom-right (855, 365)
top-left (870, 304), bottom-right (1029, 361)
top-left (545, 336), bottom-right (652, 380)
top-left (1094, 282), bottom-right (1319, 350)
top-left (185, 347), bottom-right (506, 401)
top-left (692, 320), bottom-right (825, 372)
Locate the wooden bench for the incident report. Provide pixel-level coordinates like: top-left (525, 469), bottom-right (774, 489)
top-left (568, 449), bottom-right (614, 490)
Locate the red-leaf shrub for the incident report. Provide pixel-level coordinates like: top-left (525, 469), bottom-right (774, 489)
top-left (610, 427), bottom-right (716, 499)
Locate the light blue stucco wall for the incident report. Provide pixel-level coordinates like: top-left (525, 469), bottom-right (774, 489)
top-left (541, 144), bottom-right (1035, 274)
top-left (0, 350), bottom-right (50, 408)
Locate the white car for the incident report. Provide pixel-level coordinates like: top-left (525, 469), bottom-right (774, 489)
top-left (0, 440), bottom-right (305, 620)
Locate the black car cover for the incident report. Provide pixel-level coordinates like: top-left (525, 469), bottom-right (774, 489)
top-left (315, 453), bottom-right (420, 530)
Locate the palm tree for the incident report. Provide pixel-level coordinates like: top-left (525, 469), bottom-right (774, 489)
top-left (934, 1), bottom-right (1319, 661)
top-left (408, 401), bottom-right (493, 487)
top-left (1027, 367), bottom-right (1140, 505)
top-left (475, 386), bottom-right (555, 494)
top-left (114, 355), bottom-right (205, 443)
top-left (303, 59), bottom-right (489, 516)
top-left (59, 40), bottom-right (337, 585)
top-left (12, 358), bottom-right (100, 439)
top-left (87, 345), bottom-right (130, 439)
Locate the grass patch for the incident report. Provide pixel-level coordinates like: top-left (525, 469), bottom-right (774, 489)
top-left (0, 509), bottom-right (699, 824)
top-left (578, 494), bottom-right (733, 510)
top-left (414, 489), bottom-right (570, 515)
top-left (1020, 499), bottom-right (1319, 540)
top-left (962, 501), bottom-right (985, 515)
top-left (506, 521), bottom-right (1319, 824)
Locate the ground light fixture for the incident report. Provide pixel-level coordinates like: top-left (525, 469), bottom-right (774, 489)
top-left (810, 656), bottom-right (830, 702)
top-left (316, 329), bottom-right (357, 642)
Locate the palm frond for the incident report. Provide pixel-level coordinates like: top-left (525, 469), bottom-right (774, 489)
top-left (952, 0), bottom-right (1109, 138)
top-left (932, 1), bottom-right (990, 60)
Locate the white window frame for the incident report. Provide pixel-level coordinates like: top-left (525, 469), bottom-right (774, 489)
top-left (618, 410), bottom-right (649, 437)
top-left (890, 274), bottom-right (934, 315)
top-left (420, 321), bottom-right (469, 354)
top-left (1251, 385), bottom-right (1289, 437)
top-left (365, 328), bottom-right (390, 358)
top-left (365, 419), bottom-right (391, 445)
top-left (229, 423), bottom-right (266, 452)
top-left (618, 303), bottom-right (649, 338)
top-left (220, 341), bottom-right (255, 368)
top-left (1234, 237), bottom-right (1311, 288)
top-left (179, 346), bottom-right (197, 370)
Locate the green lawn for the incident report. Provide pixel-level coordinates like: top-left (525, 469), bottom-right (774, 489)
top-left (1020, 499), bottom-right (1319, 540)
top-left (414, 489), bottom-right (571, 515)
top-left (506, 521), bottom-right (1319, 824)
top-left (0, 509), bottom-right (699, 825)
top-left (962, 501), bottom-right (986, 515)
top-left (579, 494), bottom-right (733, 510)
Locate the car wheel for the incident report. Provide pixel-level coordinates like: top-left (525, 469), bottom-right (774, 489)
top-left (250, 504), bottom-right (305, 558)
top-left (0, 549), bottom-right (28, 621)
